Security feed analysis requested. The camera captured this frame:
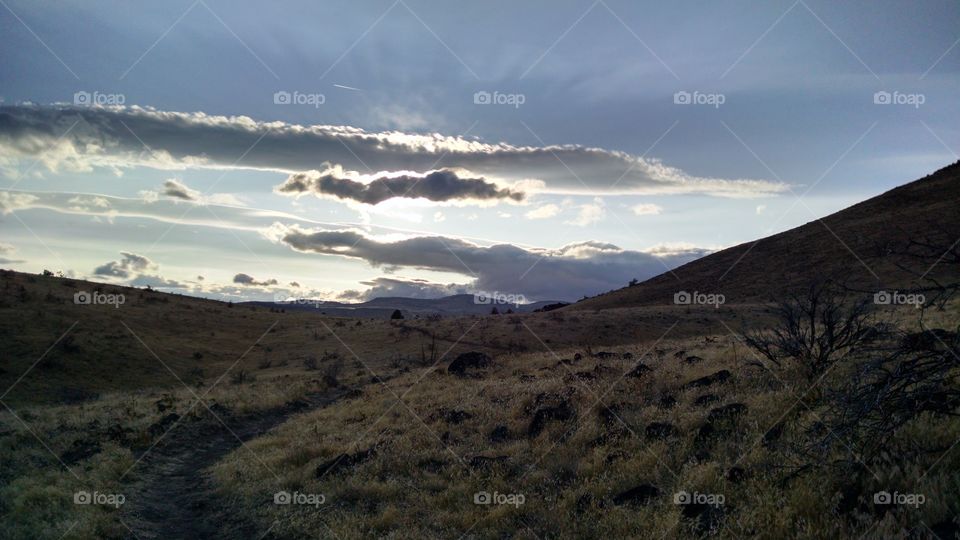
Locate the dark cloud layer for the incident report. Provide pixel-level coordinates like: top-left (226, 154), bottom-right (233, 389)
top-left (273, 225), bottom-right (709, 301)
top-left (338, 277), bottom-right (468, 301)
top-left (276, 168), bottom-right (524, 205)
top-left (93, 251), bottom-right (155, 279)
top-left (233, 273), bottom-right (278, 287)
top-left (0, 105), bottom-right (786, 197)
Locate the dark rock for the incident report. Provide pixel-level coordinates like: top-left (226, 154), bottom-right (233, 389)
top-left (684, 355), bottom-right (704, 365)
top-left (528, 402), bottom-right (575, 437)
top-left (489, 425), bottom-right (510, 443)
top-left (929, 520), bottom-right (960, 540)
top-left (645, 422), bottom-right (677, 440)
top-left (573, 353), bottom-right (583, 361)
top-left (673, 350), bottom-right (686, 359)
top-left (612, 484), bottom-right (660, 506)
top-left (725, 467), bottom-right (747, 483)
top-left (575, 493), bottom-right (594, 514)
top-left (147, 413), bottom-right (180, 437)
top-left (626, 363), bottom-right (652, 378)
top-left (447, 352), bottom-right (493, 377)
top-left (682, 370), bottom-right (732, 389)
top-left (418, 458), bottom-right (446, 473)
top-left (594, 351), bottom-right (617, 359)
top-left (597, 404), bottom-right (623, 427)
top-left (315, 447), bottom-right (376, 478)
top-left (694, 394), bottom-right (720, 407)
top-left (762, 423), bottom-right (784, 448)
top-left (681, 502), bottom-right (725, 534)
top-left (61, 439), bottom-right (101, 465)
top-left (469, 455), bottom-right (508, 469)
top-left (707, 403), bottom-right (747, 423)
top-left (622, 352), bottom-right (634, 360)
top-left (658, 395), bottom-right (677, 409)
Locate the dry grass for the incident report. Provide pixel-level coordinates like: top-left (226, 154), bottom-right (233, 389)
top-left (212, 328), bottom-right (960, 539)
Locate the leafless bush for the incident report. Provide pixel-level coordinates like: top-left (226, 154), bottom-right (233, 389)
top-left (743, 281), bottom-right (875, 382)
top-left (812, 326), bottom-right (960, 464)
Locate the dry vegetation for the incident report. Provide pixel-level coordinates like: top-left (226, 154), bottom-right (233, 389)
top-left (0, 269), bottom-right (957, 539)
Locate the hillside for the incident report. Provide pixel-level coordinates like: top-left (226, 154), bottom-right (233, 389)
top-left (574, 161), bottom-right (960, 310)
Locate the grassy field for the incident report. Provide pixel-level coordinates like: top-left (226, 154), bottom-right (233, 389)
top-left (1, 270), bottom-right (957, 539)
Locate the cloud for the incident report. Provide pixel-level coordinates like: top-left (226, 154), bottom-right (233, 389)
top-left (565, 198), bottom-right (606, 226)
top-left (630, 203), bottom-right (663, 216)
top-left (525, 204), bottom-right (560, 219)
top-left (275, 166), bottom-right (524, 205)
top-left (269, 224), bottom-right (710, 301)
top-left (139, 178), bottom-right (244, 206)
top-left (0, 104), bottom-right (787, 198)
top-left (0, 191), bottom-right (39, 214)
top-left (162, 178), bottom-right (199, 201)
top-left (338, 277), bottom-right (468, 301)
top-left (93, 251), bottom-right (156, 279)
top-left (232, 273), bottom-right (279, 287)
top-left (0, 242), bottom-right (24, 264)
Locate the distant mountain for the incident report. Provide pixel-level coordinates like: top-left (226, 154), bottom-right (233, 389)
top-left (573, 161), bottom-right (960, 310)
top-left (242, 294), bottom-right (563, 318)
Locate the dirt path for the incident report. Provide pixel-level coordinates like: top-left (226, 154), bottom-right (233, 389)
top-left (121, 391), bottom-right (342, 539)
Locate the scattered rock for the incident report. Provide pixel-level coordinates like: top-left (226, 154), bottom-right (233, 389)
top-left (684, 355), bottom-right (704, 365)
top-left (594, 351), bottom-right (617, 359)
top-left (488, 425), bottom-right (510, 443)
top-left (147, 413), bottom-right (180, 438)
top-left (626, 363), bottom-right (652, 378)
top-left (622, 352), bottom-right (634, 360)
top-left (658, 395), bottom-right (677, 409)
top-left (612, 484), bottom-right (660, 506)
top-left (447, 352), bottom-right (493, 377)
top-left (726, 467), bottom-right (748, 483)
top-left (694, 394), bottom-right (720, 407)
top-left (645, 422), bottom-right (677, 440)
top-left (707, 403), bottom-right (747, 423)
top-left (682, 370), bottom-right (732, 390)
top-left (469, 455), bottom-right (508, 470)
top-left (61, 439), bottom-right (101, 465)
top-left (681, 502), bottom-right (725, 535)
top-left (528, 402), bottom-right (575, 437)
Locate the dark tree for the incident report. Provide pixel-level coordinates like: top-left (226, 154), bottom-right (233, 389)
top-left (390, 309), bottom-right (404, 320)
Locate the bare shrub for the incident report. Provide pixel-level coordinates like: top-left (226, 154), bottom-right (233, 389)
top-left (743, 281), bottom-right (875, 382)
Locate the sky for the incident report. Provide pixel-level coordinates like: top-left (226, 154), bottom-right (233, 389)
top-left (0, 0), bottom-right (958, 303)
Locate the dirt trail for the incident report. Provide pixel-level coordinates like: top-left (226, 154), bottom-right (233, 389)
top-left (121, 391), bottom-right (342, 539)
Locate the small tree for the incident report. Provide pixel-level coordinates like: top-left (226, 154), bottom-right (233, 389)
top-left (390, 309), bottom-right (404, 320)
top-left (490, 306), bottom-right (500, 315)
